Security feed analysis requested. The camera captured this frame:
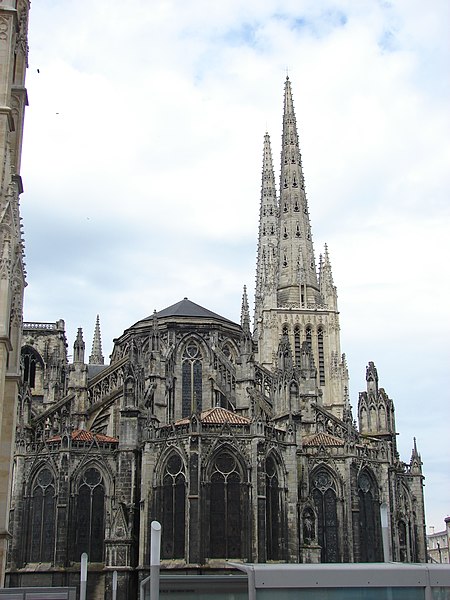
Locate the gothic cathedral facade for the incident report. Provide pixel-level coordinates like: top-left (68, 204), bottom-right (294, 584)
top-left (6, 70), bottom-right (426, 599)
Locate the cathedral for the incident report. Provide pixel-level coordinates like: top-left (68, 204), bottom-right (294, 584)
top-left (5, 63), bottom-right (426, 600)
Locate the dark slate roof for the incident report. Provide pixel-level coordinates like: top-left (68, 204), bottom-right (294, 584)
top-left (146, 298), bottom-right (236, 325)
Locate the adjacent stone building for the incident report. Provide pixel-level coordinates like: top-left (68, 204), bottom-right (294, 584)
top-left (427, 518), bottom-right (450, 563)
top-left (6, 79), bottom-right (427, 598)
top-left (0, 0), bottom-right (28, 586)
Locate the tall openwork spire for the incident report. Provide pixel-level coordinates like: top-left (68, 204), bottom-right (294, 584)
top-left (277, 76), bottom-right (318, 307)
top-left (255, 132), bottom-right (278, 313)
top-left (89, 315), bottom-right (104, 365)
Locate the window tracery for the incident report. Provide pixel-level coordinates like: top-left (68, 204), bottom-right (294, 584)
top-left (182, 342), bottom-right (202, 417)
top-left (209, 450), bottom-right (247, 559)
top-left (73, 467), bottom-right (105, 562)
top-left (358, 471), bottom-right (382, 562)
top-left (29, 468), bottom-right (56, 562)
top-left (266, 456), bottom-right (283, 560)
top-left (312, 468), bottom-right (340, 562)
top-left (160, 454), bottom-right (186, 559)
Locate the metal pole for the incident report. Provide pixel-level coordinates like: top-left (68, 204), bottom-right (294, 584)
top-left (80, 552), bottom-right (88, 600)
top-left (112, 570), bottom-right (118, 600)
top-left (380, 503), bottom-right (392, 562)
top-left (150, 521), bottom-right (161, 600)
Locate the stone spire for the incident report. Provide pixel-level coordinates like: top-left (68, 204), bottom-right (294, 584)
top-left (89, 314), bottom-right (104, 365)
top-left (277, 76), bottom-right (319, 307)
top-left (319, 244), bottom-right (338, 310)
top-left (254, 132), bottom-right (278, 329)
top-left (240, 285), bottom-right (251, 335)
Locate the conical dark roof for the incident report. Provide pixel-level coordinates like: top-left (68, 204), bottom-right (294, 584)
top-left (146, 298), bottom-right (236, 325)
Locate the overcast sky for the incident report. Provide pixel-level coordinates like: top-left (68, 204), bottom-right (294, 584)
top-left (21, 0), bottom-right (449, 532)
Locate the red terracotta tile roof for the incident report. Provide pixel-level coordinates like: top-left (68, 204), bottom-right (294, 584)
top-left (303, 432), bottom-right (345, 447)
top-left (47, 429), bottom-right (118, 444)
top-left (175, 407), bottom-right (250, 426)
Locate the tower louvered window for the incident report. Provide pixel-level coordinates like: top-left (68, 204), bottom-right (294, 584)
top-left (182, 342), bottom-right (202, 417)
top-left (73, 468), bottom-right (105, 562)
top-left (312, 469), bottom-right (340, 563)
top-left (160, 454), bottom-right (186, 559)
top-left (29, 469), bottom-right (56, 562)
top-left (358, 472), bottom-right (382, 562)
top-left (294, 327), bottom-right (301, 365)
top-left (318, 327), bottom-right (325, 386)
top-left (306, 326), bottom-right (312, 349)
top-left (209, 451), bottom-right (247, 559)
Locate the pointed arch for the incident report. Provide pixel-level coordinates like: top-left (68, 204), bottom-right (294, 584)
top-left (21, 345), bottom-right (44, 390)
top-left (310, 465), bottom-right (341, 562)
top-left (154, 451), bottom-right (186, 560)
top-left (357, 468), bottom-right (382, 562)
top-left (178, 334), bottom-right (208, 418)
top-left (27, 466), bottom-right (56, 562)
top-left (204, 444), bottom-right (250, 560)
top-left (265, 452), bottom-right (286, 560)
top-left (70, 460), bottom-right (111, 563)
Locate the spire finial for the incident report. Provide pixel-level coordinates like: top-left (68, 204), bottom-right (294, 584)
top-left (89, 315), bottom-right (104, 365)
top-left (241, 285), bottom-right (251, 334)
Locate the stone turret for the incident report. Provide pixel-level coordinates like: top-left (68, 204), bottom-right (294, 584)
top-left (68, 328), bottom-right (88, 428)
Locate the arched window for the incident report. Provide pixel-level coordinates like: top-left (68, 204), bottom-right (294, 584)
top-left (398, 520), bottom-right (408, 562)
top-left (266, 456), bottom-right (283, 560)
top-left (305, 326), bottom-right (312, 349)
top-left (312, 469), bottom-right (340, 562)
top-left (182, 342), bottom-right (203, 417)
top-left (73, 467), bottom-right (105, 562)
top-left (358, 471), bottom-right (382, 562)
top-left (209, 450), bottom-right (247, 559)
top-left (21, 346), bottom-right (43, 389)
top-left (160, 454), bottom-right (186, 559)
top-left (29, 468), bottom-right (56, 562)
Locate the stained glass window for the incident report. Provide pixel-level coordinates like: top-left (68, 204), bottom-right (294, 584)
top-left (160, 454), bottom-right (186, 559)
top-left (182, 342), bottom-right (202, 417)
top-left (74, 467), bottom-right (105, 562)
top-left (358, 472), bottom-right (382, 562)
top-left (210, 451), bottom-right (246, 559)
top-left (29, 468), bottom-right (55, 562)
top-left (266, 456), bottom-right (282, 560)
top-left (312, 469), bottom-right (340, 563)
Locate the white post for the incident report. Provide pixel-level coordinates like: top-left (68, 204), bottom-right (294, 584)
top-left (380, 503), bottom-right (392, 562)
top-left (80, 552), bottom-right (88, 600)
top-left (150, 521), bottom-right (161, 600)
top-left (112, 570), bottom-right (118, 600)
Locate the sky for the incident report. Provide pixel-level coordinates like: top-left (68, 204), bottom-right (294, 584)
top-left (20, 0), bottom-right (449, 532)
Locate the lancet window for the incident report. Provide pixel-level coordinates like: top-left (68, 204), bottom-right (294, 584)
top-left (182, 342), bottom-right (202, 417)
top-left (73, 467), bottom-right (105, 562)
top-left (28, 468), bottom-right (56, 562)
top-left (209, 450), bottom-right (248, 559)
top-left (358, 471), bottom-right (382, 562)
top-left (160, 454), bottom-right (186, 559)
top-left (265, 456), bottom-right (283, 560)
top-left (312, 469), bottom-right (340, 562)
top-left (21, 346), bottom-right (43, 389)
